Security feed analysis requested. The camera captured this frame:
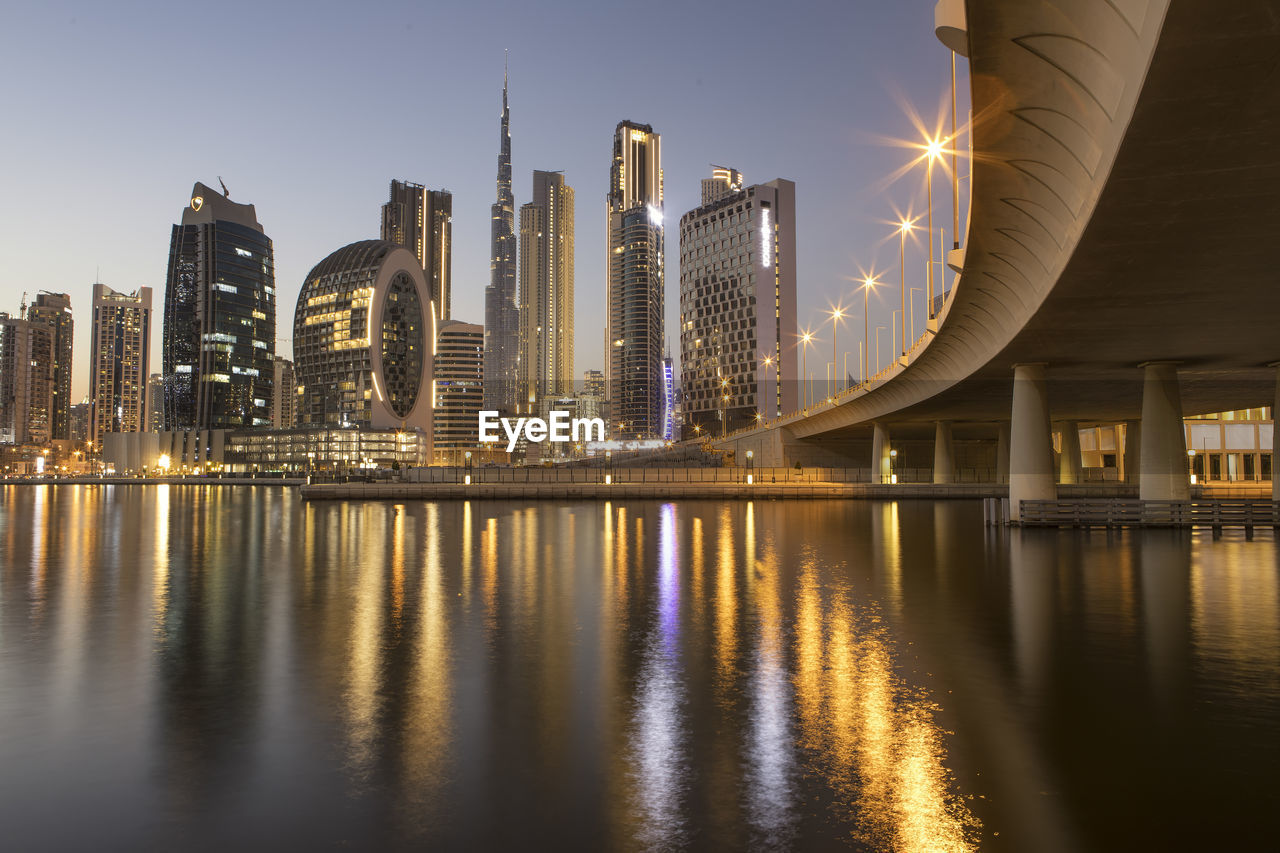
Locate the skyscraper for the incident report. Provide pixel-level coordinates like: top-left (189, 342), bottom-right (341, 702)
top-left (162, 181), bottom-right (275, 431)
top-left (519, 170), bottom-right (575, 406)
top-left (147, 373), bottom-right (164, 432)
top-left (381, 180), bottom-right (452, 321)
top-left (434, 320), bottom-right (484, 454)
top-left (89, 283), bottom-right (152, 449)
top-left (484, 66), bottom-right (519, 414)
top-left (0, 310), bottom-right (52, 446)
top-left (679, 172), bottom-right (797, 434)
top-left (701, 166), bottom-right (743, 206)
top-left (271, 356), bottom-right (296, 429)
top-left (606, 120), bottom-right (665, 439)
top-left (27, 292), bottom-right (73, 440)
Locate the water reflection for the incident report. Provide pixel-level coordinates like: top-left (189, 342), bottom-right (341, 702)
top-left (0, 489), bottom-right (1276, 850)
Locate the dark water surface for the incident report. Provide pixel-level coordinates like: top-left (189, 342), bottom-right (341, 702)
top-left (1, 485), bottom-right (1277, 851)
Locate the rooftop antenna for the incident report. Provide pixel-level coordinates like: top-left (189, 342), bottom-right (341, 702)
top-left (504, 48), bottom-right (508, 87)
top-left (218, 176), bottom-right (230, 198)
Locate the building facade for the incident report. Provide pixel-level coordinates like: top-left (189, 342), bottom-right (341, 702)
top-left (679, 173), bottom-right (798, 435)
top-left (147, 373), bottom-right (165, 431)
top-left (27, 292), bottom-right (73, 440)
top-left (381, 180), bottom-right (452, 321)
top-left (519, 170), bottom-right (575, 406)
top-left (272, 356), bottom-right (296, 429)
top-left (89, 283), bottom-right (152, 449)
top-left (606, 120), bottom-right (665, 440)
top-left (0, 312), bottom-right (53, 445)
top-left (294, 240), bottom-right (433, 437)
top-left (163, 182), bottom-right (276, 431)
top-left (484, 70), bottom-right (520, 414)
top-left (434, 320), bottom-right (484, 455)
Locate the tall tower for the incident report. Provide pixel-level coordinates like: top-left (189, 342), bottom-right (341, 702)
top-left (484, 62), bottom-right (519, 414)
top-left (606, 120), bottom-right (664, 440)
top-left (162, 182), bottom-right (275, 431)
top-left (381, 180), bottom-right (452, 321)
top-left (89, 283), bottom-right (152, 449)
top-left (519, 170), bottom-right (575, 406)
top-left (0, 310), bottom-right (52, 446)
top-left (27, 292), bottom-right (73, 440)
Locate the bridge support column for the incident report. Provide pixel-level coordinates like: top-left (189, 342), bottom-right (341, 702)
top-left (1123, 420), bottom-right (1141, 486)
top-left (933, 421), bottom-right (954, 484)
top-left (1138, 362), bottom-right (1189, 502)
top-left (872, 423), bottom-right (891, 483)
top-left (1058, 421), bottom-right (1082, 485)
top-left (996, 422), bottom-right (1010, 484)
top-left (1009, 364), bottom-right (1054, 522)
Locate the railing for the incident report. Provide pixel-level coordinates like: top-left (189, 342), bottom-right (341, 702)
top-left (1018, 499), bottom-right (1278, 529)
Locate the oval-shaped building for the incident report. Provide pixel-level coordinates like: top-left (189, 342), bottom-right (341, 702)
top-left (294, 240), bottom-right (434, 434)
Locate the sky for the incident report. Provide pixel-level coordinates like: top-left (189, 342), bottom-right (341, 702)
top-left (0, 0), bottom-right (969, 401)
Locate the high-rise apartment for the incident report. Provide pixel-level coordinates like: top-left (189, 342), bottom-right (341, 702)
top-left (679, 172), bottom-right (797, 435)
top-left (162, 181), bottom-right (275, 431)
top-left (606, 120), bottom-right (664, 439)
top-left (519, 170), bottom-right (575, 406)
top-left (27, 292), bottom-right (73, 440)
top-left (0, 311), bottom-right (52, 445)
top-left (89, 283), bottom-right (152, 449)
top-left (381, 180), bottom-right (452, 321)
top-left (484, 69), bottom-right (520, 414)
top-left (271, 356), bottom-right (296, 429)
top-left (147, 373), bottom-right (164, 431)
top-left (701, 166), bottom-right (743, 206)
top-left (434, 320), bottom-right (484, 452)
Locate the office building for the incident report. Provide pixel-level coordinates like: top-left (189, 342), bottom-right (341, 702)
top-left (484, 69), bottom-right (520, 414)
top-left (519, 170), bottom-right (575, 406)
top-left (701, 166), bottom-right (743, 205)
top-left (89, 283), bottom-right (152, 449)
top-left (272, 357), bottom-right (296, 429)
top-left (162, 181), bottom-right (275, 431)
top-left (293, 240), bottom-right (433, 436)
top-left (434, 320), bottom-right (484, 456)
top-left (0, 311), bottom-right (53, 445)
top-left (69, 400), bottom-right (89, 444)
top-left (606, 120), bottom-right (665, 439)
top-left (381, 180), bottom-right (452, 321)
top-left (27, 292), bottom-right (73, 440)
top-left (147, 373), bottom-right (165, 431)
top-left (679, 173), bottom-right (797, 434)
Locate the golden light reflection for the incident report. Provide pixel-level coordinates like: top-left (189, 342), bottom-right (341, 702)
top-left (792, 568), bottom-right (978, 851)
top-left (344, 505), bottom-right (386, 777)
top-left (714, 505), bottom-right (737, 698)
top-left (152, 484), bottom-right (170, 636)
top-left (404, 502), bottom-right (453, 808)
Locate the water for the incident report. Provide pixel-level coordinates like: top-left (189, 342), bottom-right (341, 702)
top-left (1, 486), bottom-right (1277, 851)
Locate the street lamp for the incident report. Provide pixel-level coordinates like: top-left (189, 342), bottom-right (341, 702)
top-left (720, 377), bottom-right (731, 437)
top-left (746, 449), bottom-right (754, 485)
top-left (761, 354), bottom-right (775, 418)
top-left (1188, 447), bottom-right (1197, 485)
top-left (890, 448), bottom-right (898, 485)
top-left (875, 325), bottom-right (887, 375)
top-left (465, 450), bottom-right (472, 485)
top-left (828, 306), bottom-right (845, 397)
top-left (898, 217), bottom-right (916, 357)
top-left (605, 449), bottom-right (613, 485)
top-left (861, 276), bottom-right (879, 385)
top-left (800, 330), bottom-right (815, 409)
top-left (923, 135), bottom-right (945, 320)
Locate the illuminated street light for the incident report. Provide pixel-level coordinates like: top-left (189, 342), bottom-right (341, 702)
top-left (898, 217), bottom-right (916, 357)
top-left (828, 305), bottom-right (845, 397)
top-left (800, 330), bottom-right (815, 408)
top-left (924, 135), bottom-right (945, 320)
top-left (861, 276), bottom-right (879, 384)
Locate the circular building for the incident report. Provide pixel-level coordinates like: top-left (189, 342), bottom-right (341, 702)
top-left (294, 240), bottom-right (433, 434)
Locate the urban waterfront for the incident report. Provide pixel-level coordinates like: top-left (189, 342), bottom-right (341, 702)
top-left (1, 486), bottom-right (1277, 850)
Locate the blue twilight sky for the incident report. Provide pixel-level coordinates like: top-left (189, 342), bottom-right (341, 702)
top-left (0, 0), bottom-right (969, 400)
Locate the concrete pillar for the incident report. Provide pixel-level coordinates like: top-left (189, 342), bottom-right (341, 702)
top-left (996, 422), bottom-right (1010, 484)
top-left (933, 421), bottom-right (955, 484)
top-left (1057, 421), bottom-right (1082, 485)
top-left (1123, 420), bottom-right (1141, 485)
top-left (871, 423), bottom-right (891, 483)
top-left (1138, 362), bottom-right (1189, 501)
top-left (1009, 364), bottom-right (1054, 522)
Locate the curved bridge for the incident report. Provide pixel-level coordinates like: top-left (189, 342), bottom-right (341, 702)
top-left (717, 0), bottom-right (1280, 517)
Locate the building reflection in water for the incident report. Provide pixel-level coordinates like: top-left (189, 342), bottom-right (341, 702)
top-left (3, 492), bottom-right (1279, 850)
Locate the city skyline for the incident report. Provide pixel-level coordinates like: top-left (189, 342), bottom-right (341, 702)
top-left (0, 1), bottom-right (965, 402)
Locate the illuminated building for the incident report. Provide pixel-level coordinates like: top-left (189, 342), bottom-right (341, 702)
top-left (162, 181), bottom-right (276, 430)
top-left (293, 240), bottom-right (433, 436)
top-left (679, 172), bottom-right (797, 434)
top-left (272, 357), bottom-right (296, 429)
top-left (0, 310), bottom-right (52, 445)
top-left (484, 67), bottom-right (520, 414)
top-left (27, 292), bottom-right (73, 439)
top-left (89, 283), bottom-right (152, 449)
top-left (701, 165), bottom-right (743, 205)
top-left (147, 373), bottom-right (164, 431)
top-left (606, 120), bottom-right (664, 439)
top-left (519, 170), bottom-right (575, 405)
top-left (662, 355), bottom-right (675, 441)
top-left (434, 320), bottom-right (484, 455)
top-left (381, 180), bottom-right (452, 321)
